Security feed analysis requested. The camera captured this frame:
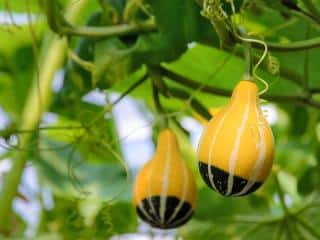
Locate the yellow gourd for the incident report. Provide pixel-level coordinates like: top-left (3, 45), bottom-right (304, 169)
top-left (197, 80), bottom-right (274, 196)
top-left (133, 129), bottom-right (197, 229)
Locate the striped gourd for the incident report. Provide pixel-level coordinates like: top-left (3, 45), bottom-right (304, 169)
top-left (133, 129), bottom-right (197, 229)
top-left (197, 80), bottom-right (274, 196)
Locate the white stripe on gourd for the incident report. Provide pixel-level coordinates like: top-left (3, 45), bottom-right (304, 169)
top-left (137, 203), bottom-right (154, 223)
top-left (207, 90), bottom-right (240, 192)
top-left (168, 157), bottom-right (188, 223)
top-left (160, 136), bottom-right (172, 224)
top-left (226, 89), bottom-right (251, 196)
top-left (147, 162), bottom-right (160, 221)
top-left (233, 103), bottom-right (267, 196)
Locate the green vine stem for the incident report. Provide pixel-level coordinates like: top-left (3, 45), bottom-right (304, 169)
top-left (64, 20), bottom-right (157, 38)
top-left (149, 68), bottom-right (169, 129)
top-left (237, 27), bottom-right (253, 79)
top-left (158, 66), bottom-right (320, 109)
top-left (152, 83), bottom-right (169, 129)
top-left (88, 72), bottom-right (148, 127)
top-left (301, 0), bottom-right (320, 23)
top-left (294, 215), bottom-right (320, 239)
top-left (166, 88), bottom-right (211, 121)
top-left (44, 0), bottom-right (156, 38)
top-left (43, 0), bottom-right (320, 53)
top-left (0, 0), bottom-right (89, 233)
top-left (200, 0), bottom-right (236, 47)
top-left (151, 67), bottom-right (211, 121)
top-left (252, 37), bottom-right (320, 52)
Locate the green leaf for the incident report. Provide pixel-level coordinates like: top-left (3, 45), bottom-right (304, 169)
top-left (147, 0), bottom-right (218, 56)
top-left (35, 137), bottom-right (129, 201)
top-left (93, 37), bottom-right (133, 88)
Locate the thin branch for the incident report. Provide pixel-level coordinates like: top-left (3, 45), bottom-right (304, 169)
top-left (303, 24), bottom-right (311, 93)
top-left (152, 82), bottom-right (169, 128)
top-left (294, 216), bottom-right (320, 239)
top-left (88, 73), bottom-right (148, 126)
top-left (44, 0), bottom-right (156, 37)
top-left (252, 37), bottom-right (320, 52)
top-left (110, 73), bottom-right (148, 107)
top-left (62, 20), bottom-right (157, 38)
top-left (275, 174), bottom-right (291, 216)
top-left (301, 0), bottom-right (320, 23)
top-left (159, 66), bottom-right (320, 109)
top-left (166, 87), bottom-right (212, 120)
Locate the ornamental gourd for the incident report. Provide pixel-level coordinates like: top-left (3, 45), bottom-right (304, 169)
top-left (197, 80), bottom-right (274, 197)
top-left (133, 129), bottom-right (197, 229)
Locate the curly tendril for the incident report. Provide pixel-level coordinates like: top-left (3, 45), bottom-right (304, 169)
top-left (235, 33), bottom-right (269, 96)
top-left (201, 0), bottom-right (228, 21)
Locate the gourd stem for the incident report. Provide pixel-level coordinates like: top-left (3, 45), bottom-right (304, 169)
top-left (149, 67), bottom-right (169, 129)
top-left (244, 42), bottom-right (253, 80)
top-left (152, 83), bottom-right (169, 129)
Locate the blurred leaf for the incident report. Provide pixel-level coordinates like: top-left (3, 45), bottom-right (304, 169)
top-left (147, 0), bottom-right (218, 56)
top-left (35, 137), bottom-right (130, 201)
top-left (298, 166), bottom-right (320, 195)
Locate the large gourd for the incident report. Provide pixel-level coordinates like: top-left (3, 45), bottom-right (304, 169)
top-left (133, 129), bottom-right (197, 229)
top-left (197, 80), bottom-right (274, 196)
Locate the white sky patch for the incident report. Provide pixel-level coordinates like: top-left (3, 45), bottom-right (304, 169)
top-left (0, 11), bottom-right (36, 25)
top-left (52, 69), bottom-right (65, 92)
top-left (82, 89), bottom-right (107, 106)
top-left (0, 158), bottom-right (12, 175)
top-left (180, 117), bottom-right (203, 150)
top-left (261, 104), bottom-right (278, 125)
top-left (41, 112), bottom-right (58, 126)
top-left (110, 93), bottom-right (152, 142)
top-left (41, 186), bottom-right (54, 210)
top-left (122, 140), bottom-right (154, 171)
top-left (187, 42), bottom-right (197, 49)
top-left (0, 107), bottom-right (10, 130)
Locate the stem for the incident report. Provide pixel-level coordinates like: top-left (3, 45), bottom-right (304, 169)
top-left (62, 20), bottom-right (157, 38)
top-left (303, 24), bottom-right (311, 94)
top-left (152, 83), bottom-right (168, 129)
top-left (238, 27), bottom-right (253, 79)
top-left (166, 88), bottom-right (212, 120)
top-left (0, 0), bottom-right (89, 232)
top-left (198, 0), bottom-right (236, 47)
top-left (275, 174), bottom-right (290, 216)
top-left (252, 37), bottom-right (320, 52)
top-left (149, 67), bottom-right (169, 128)
top-left (301, 0), bottom-right (320, 22)
top-left (294, 216), bottom-right (320, 239)
top-left (244, 42), bottom-right (252, 79)
top-left (68, 49), bottom-right (95, 72)
top-left (159, 66), bottom-right (320, 109)
top-left (152, 67), bottom-right (211, 120)
top-left (88, 72), bottom-right (148, 126)
top-left (110, 74), bottom-right (148, 107)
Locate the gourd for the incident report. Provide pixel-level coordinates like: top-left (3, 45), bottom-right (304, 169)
top-left (133, 129), bottom-right (197, 229)
top-left (197, 80), bottom-right (274, 196)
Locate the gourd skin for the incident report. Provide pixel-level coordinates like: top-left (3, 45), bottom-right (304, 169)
top-left (133, 129), bottom-right (197, 229)
top-left (197, 80), bottom-right (274, 197)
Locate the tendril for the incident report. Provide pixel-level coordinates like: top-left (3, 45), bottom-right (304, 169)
top-left (235, 31), bottom-right (269, 96)
top-left (201, 0), bottom-right (228, 21)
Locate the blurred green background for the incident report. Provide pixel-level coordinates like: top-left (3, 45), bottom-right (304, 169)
top-left (0, 0), bottom-right (320, 239)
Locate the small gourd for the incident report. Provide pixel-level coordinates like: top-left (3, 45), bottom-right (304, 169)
top-left (133, 129), bottom-right (197, 229)
top-left (197, 80), bottom-right (274, 197)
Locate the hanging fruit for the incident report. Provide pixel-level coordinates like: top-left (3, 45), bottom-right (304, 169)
top-left (197, 79), bottom-right (274, 197)
top-left (133, 129), bottom-right (197, 229)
